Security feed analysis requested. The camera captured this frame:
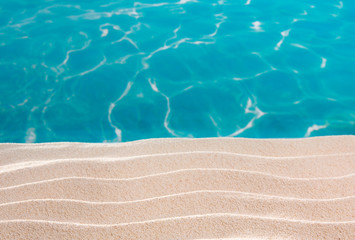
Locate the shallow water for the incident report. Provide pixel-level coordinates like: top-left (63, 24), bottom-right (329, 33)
top-left (0, 0), bottom-right (354, 142)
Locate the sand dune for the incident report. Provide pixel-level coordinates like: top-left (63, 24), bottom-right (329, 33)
top-left (1, 170), bottom-right (353, 204)
top-left (0, 136), bottom-right (354, 239)
top-left (1, 135), bottom-right (354, 165)
top-left (0, 215), bottom-right (353, 240)
top-left (1, 152), bottom-right (354, 187)
top-left (0, 191), bottom-right (353, 223)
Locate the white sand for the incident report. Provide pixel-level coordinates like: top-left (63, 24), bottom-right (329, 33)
top-left (0, 135), bottom-right (354, 239)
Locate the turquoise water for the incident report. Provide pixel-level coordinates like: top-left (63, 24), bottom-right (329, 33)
top-left (0, 0), bottom-right (354, 142)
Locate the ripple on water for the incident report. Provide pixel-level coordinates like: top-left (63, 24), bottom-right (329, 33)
top-left (109, 80), bottom-right (171, 141)
top-left (169, 85), bottom-right (252, 137)
top-left (318, 58), bottom-right (355, 98)
top-left (242, 70), bottom-right (304, 110)
top-left (252, 112), bottom-right (315, 138)
top-left (149, 49), bottom-right (191, 84)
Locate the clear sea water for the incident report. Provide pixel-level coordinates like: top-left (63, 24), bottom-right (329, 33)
top-left (0, 0), bottom-right (354, 143)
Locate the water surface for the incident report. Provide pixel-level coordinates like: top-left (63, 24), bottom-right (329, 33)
top-left (0, 0), bottom-right (354, 142)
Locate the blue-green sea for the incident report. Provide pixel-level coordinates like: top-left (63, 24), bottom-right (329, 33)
top-left (0, 0), bottom-right (354, 142)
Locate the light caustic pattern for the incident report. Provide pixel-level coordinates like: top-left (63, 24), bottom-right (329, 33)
top-left (0, 0), bottom-right (354, 142)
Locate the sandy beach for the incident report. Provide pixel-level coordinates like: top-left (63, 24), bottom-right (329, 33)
top-left (0, 136), bottom-right (354, 239)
